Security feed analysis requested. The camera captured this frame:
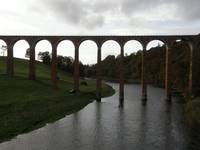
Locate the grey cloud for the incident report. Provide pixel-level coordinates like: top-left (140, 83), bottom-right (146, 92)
top-left (92, 0), bottom-right (120, 13)
top-left (175, 0), bottom-right (200, 21)
top-left (39, 0), bottom-right (106, 29)
top-left (26, 0), bottom-right (200, 34)
top-left (82, 15), bottom-right (104, 29)
top-left (121, 0), bottom-right (164, 15)
top-left (121, 0), bottom-right (200, 21)
top-left (44, 0), bottom-right (86, 23)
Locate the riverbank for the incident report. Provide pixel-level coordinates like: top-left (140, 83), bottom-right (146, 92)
top-left (185, 97), bottom-right (200, 127)
top-left (0, 57), bottom-right (115, 142)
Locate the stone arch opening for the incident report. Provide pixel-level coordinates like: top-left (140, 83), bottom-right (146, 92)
top-left (101, 40), bottom-right (121, 60)
top-left (124, 40), bottom-right (143, 55)
top-left (57, 40), bottom-right (75, 58)
top-left (171, 40), bottom-right (193, 97)
top-left (146, 40), bottom-right (165, 50)
top-left (79, 40), bottom-right (98, 79)
top-left (79, 40), bottom-right (97, 65)
top-left (35, 40), bottom-right (52, 79)
top-left (0, 39), bottom-right (7, 74)
top-left (56, 40), bottom-right (75, 81)
top-left (13, 40), bottom-right (30, 76)
top-left (101, 40), bottom-right (121, 80)
top-left (145, 40), bottom-right (166, 86)
top-left (123, 40), bottom-right (143, 83)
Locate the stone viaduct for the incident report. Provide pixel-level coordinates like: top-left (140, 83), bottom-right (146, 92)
top-left (0, 35), bottom-right (199, 102)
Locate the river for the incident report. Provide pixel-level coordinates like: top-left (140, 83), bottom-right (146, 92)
top-left (0, 83), bottom-right (199, 150)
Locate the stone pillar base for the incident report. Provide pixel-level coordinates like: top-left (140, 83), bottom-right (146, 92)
top-left (141, 94), bottom-right (147, 101)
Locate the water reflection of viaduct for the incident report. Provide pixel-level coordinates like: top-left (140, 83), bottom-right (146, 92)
top-left (0, 35), bottom-right (199, 101)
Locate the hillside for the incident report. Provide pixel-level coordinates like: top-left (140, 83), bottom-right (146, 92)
top-left (0, 56), bottom-right (114, 142)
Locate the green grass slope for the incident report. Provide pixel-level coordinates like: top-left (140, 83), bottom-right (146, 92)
top-left (0, 56), bottom-right (114, 142)
top-left (185, 97), bottom-right (200, 127)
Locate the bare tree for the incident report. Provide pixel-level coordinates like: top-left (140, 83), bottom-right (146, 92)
top-left (25, 48), bottom-right (30, 58)
top-left (0, 45), bottom-right (7, 56)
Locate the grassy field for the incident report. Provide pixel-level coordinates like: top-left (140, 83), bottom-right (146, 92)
top-left (185, 97), bottom-right (200, 127)
top-left (0, 56), bottom-right (115, 142)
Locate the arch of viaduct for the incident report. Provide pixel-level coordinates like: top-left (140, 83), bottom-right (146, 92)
top-left (0, 35), bottom-right (199, 101)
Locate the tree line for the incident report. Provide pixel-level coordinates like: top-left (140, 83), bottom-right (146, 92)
top-left (84, 41), bottom-right (200, 97)
top-left (35, 51), bottom-right (85, 77)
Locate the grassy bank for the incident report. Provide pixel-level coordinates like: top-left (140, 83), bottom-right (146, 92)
top-left (185, 97), bottom-right (200, 127)
top-left (0, 57), bottom-right (115, 142)
top-left (185, 97), bottom-right (200, 146)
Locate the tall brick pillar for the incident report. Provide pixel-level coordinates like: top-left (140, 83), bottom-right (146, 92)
top-left (74, 43), bottom-right (80, 92)
top-left (29, 44), bottom-right (36, 80)
top-left (51, 44), bottom-right (58, 89)
top-left (96, 43), bottom-right (102, 101)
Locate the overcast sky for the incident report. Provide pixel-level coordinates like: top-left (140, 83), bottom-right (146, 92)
top-left (0, 0), bottom-right (200, 64)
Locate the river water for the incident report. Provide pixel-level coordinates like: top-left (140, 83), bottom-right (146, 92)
top-left (0, 83), bottom-right (199, 150)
